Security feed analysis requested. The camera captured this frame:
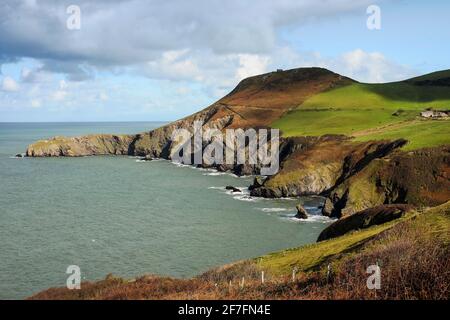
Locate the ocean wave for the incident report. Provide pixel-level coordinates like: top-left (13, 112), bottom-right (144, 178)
top-left (203, 171), bottom-right (227, 176)
top-left (282, 213), bottom-right (335, 224)
top-left (259, 207), bottom-right (289, 212)
top-left (233, 194), bottom-right (258, 202)
top-left (202, 171), bottom-right (239, 178)
top-left (171, 161), bottom-right (191, 168)
top-left (207, 186), bottom-right (224, 190)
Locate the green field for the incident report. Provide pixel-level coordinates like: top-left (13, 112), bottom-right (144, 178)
top-left (354, 120), bottom-right (450, 151)
top-left (273, 79), bottom-right (450, 150)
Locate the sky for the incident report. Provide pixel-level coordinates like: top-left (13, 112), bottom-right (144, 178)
top-left (0, 0), bottom-right (449, 122)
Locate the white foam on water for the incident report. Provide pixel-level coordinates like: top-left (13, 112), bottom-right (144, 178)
top-left (233, 194), bottom-right (258, 202)
top-left (171, 161), bottom-right (191, 168)
top-left (283, 214), bottom-right (335, 224)
top-left (260, 208), bottom-right (289, 212)
top-left (9, 154), bottom-right (25, 159)
top-left (203, 171), bottom-right (226, 176)
top-left (203, 171), bottom-right (239, 178)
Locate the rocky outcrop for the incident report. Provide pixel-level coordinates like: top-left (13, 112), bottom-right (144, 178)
top-left (26, 106), bottom-right (233, 159)
top-left (322, 146), bottom-right (450, 218)
top-left (249, 138), bottom-right (407, 198)
top-left (26, 134), bottom-right (135, 157)
top-left (317, 204), bottom-right (414, 241)
top-left (295, 204), bottom-right (308, 219)
top-left (132, 105), bottom-right (233, 158)
top-left (248, 176), bottom-right (264, 191)
top-left (250, 138), bottom-right (449, 218)
top-left (225, 186), bottom-right (241, 193)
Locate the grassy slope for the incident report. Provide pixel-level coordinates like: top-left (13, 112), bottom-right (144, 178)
top-left (273, 79), bottom-right (450, 150)
top-left (255, 200), bottom-right (450, 276)
top-left (257, 219), bottom-right (398, 275)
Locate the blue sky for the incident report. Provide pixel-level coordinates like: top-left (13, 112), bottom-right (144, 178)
top-left (0, 0), bottom-right (449, 122)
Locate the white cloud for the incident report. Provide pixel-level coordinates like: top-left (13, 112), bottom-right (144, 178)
top-left (265, 46), bottom-right (417, 83)
top-left (144, 49), bottom-right (202, 81)
top-left (0, 0), bottom-right (375, 79)
top-left (21, 66), bottom-right (53, 83)
top-left (2, 76), bottom-right (19, 92)
top-left (235, 54), bottom-right (270, 81)
top-left (337, 49), bottom-right (415, 83)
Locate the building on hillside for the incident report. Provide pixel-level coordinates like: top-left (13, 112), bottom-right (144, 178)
top-left (420, 110), bottom-right (449, 118)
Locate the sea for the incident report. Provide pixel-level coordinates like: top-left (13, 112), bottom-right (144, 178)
top-left (0, 122), bottom-right (333, 299)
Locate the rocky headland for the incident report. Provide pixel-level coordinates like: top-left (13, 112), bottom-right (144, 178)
top-left (26, 67), bottom-right (450, 222)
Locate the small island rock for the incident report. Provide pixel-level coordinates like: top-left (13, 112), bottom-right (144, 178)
top-left (295, 204), bottom-right (308, 219)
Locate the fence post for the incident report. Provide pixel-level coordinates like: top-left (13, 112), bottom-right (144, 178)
top-left (326, 264), bottom-right (332, 283)
top-left (240, 277), bottom-right (245, 289)
top-left (292, 267), bottom-right (298, 282)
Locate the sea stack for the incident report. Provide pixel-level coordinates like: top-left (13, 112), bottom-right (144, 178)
top-left (295, 204), bottom-right (308, 219)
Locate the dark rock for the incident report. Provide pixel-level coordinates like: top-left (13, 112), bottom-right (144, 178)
top-left (321, 198), bottom-right (335, 217)
top-left (225, 186), bottom-right (241, 193)
top-left (15, 154), bottom-right (23, 158)
top-left (250, 186), bottom-right (283, 198)
top-left (317, 204), bottom-right (414, 242)
top-left (295, 204), bottom-right (308, 219)
top-left (248, 176), bottom-right (265, 191)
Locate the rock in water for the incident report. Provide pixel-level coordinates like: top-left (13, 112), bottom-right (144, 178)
top-left (225, 186), bottom-right (241, 193)
top-left (248, 176), bottom-right (264, 190)
top-left (295, 204), bottom-right (308, 219)
top-left (15, 154), bottom-right (23, 158)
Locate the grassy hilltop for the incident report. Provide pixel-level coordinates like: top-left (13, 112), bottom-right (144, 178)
top-left (274, 70), bottom-right (450, 150)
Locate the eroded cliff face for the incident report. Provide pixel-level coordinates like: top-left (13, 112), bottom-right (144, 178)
top-left (249, 139), bottom-right (450, 216)
top-left (322, 146), bottom-right (450, 218)
top-left (25, 105), bottom-right (233, 159)
top-left (249, 138), bottom-right (407, 198)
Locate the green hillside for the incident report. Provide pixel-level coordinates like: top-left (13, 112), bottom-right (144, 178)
top-left (257, 200), bottom-right (450, 276)
top-left (273, 75), bottom-right (450, 150)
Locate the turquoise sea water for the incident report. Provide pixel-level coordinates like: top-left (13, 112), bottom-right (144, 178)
top-left (0, 122), bottom-right (332, 299)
